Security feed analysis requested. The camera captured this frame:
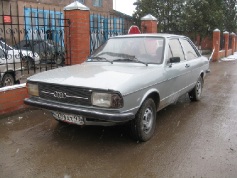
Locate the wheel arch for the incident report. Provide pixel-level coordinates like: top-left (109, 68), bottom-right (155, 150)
top-left (200, 71), bottom-right (205, 84)
top-left (4, 70), bottom-right (15, 77)
top-left (140, 89), bottom-right (160, 111)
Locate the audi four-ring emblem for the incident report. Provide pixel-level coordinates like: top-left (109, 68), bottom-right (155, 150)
top-left (53, 91), bottom-right (66, 98)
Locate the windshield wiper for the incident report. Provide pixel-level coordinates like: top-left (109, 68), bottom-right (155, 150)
top-left (88, 56), bottom-right (113, 64)
top-left (113, 56), bottom-right (148, 66)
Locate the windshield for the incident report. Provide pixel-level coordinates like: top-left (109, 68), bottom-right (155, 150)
top-left (89, 37), bottom-right (165, 64)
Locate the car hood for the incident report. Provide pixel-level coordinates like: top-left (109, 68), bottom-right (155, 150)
top-left (28, 62), bottom-right (163, 94)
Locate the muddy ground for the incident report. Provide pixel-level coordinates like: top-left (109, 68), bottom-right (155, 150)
top-left (1, 60), bottom-right (237, 178)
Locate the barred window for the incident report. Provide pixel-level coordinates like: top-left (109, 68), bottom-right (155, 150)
top-left (93, 0), bottom-right (102, 7)
top-left (77, 0), bottom-right (85, 4)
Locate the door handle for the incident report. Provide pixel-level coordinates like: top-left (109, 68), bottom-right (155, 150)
top-left (185, 64), bottom-right (190, 68)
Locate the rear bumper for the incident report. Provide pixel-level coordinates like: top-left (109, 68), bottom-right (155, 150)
top-left (24, 97), bottom-right (135, 123)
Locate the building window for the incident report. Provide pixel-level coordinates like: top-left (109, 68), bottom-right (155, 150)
top-left (77, 0), bottom-right (85, 4)
top-left (93, 0), bottom-right (102, 7)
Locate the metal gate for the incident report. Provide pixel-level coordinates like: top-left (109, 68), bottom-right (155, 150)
top-left (0, 2), bottom-right (71, 87)
top-left (90, 13), bottom-right (132, 53)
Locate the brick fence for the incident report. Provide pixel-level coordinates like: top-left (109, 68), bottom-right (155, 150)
top-left (212, 29), bottom-right (237, 61)
top-left (0, 84), bottom-right (28, 115)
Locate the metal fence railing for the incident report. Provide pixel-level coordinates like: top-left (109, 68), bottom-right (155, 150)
top-left (0, 2), bottom-right (71, 87)
top-left (90, 13), bottom-right (132, 53)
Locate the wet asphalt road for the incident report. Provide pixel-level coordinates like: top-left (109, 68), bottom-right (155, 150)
top-left (1, 60), bottom-right (237, 178)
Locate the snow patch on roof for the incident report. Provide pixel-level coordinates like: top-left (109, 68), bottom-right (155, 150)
top-left (64, 1), bottom-right (90, 11)
top-left (141, 14), bottom-right (157, 21)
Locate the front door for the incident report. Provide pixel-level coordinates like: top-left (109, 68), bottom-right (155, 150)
top-left (160, 38), bottom-right (189, 107)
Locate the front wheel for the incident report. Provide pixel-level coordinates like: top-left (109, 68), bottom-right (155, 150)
top-left (130, 98), bottom-right (156, 142)
top-left (1, 73), bottom-right (15, 87)
top-left (189, 76), bottom-right (203, 101)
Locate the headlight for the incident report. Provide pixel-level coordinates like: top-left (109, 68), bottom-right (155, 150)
top-left (92, 92), bottom-right (123, 108)
top-left (27, 83), bottom-right (39, 96)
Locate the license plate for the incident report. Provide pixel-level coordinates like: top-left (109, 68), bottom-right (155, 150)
top-left (53, 112), bottom-right (85, 125)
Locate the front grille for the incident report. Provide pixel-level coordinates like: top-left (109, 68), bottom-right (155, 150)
top-left (38, 83), bottom-right (92, 106)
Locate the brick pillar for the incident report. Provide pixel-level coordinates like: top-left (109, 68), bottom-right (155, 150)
top-left (196, 34), bottom-right (201, 48)
top-left (141, 14), bottom-right (158, 33)
top-left (223, 31), bottom-right (229, 57)
top-left (212, 29), bottom-right (220, 62)
top-left (235, 35), bottom-right (237, 52)
top-left (231, 32), bottom-right (236, 55)
top-left (64, 2), bottom-right (90, 65)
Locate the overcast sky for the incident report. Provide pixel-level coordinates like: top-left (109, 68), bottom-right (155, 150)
top-left (113, 0), bottom-right (137, 16)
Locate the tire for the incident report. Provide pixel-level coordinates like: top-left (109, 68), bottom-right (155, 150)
top-left (15, 80), bottom-right (20, 84)
top-left (22, 57), bottom-right (34, 69)
top-left (55, 53), bottom-right (64, 65)
top-left (189, 76), bottom-right (203, 101)
top-left (1, 73), bottom-right (15, 87)
top-left (130, 98), bottom-right (156, 142)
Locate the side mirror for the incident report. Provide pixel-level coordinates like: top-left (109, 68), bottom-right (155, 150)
top-left (169, 57), bottom-right (180, 63)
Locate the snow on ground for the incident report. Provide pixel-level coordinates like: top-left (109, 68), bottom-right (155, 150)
top-left (221, 52), bottom-right (237, 61)
top-left (0, 83), bottom-right (26, 92)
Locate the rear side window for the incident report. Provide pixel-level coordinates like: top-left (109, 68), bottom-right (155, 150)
top-left (180, 39), bottom-right (198, 60)
top-left (169, 39), bottom-right (185, 61)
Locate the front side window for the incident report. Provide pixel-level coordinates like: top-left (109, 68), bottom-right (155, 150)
top-left (93, 0), bottom-right (102, 7)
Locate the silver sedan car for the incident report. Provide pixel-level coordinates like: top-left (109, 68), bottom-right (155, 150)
top-left (24, 34), bottom-right (209, 142)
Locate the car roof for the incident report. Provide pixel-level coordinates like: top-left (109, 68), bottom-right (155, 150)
top-left (112, 33), bottom-right (186, 39)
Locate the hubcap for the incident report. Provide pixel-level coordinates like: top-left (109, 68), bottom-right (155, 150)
top-left (4, 77), bottom-right (13, 86)
top-left (196, 80), bottom-right (202, 97)
top-left (142, 107), bottom-right (154, 134)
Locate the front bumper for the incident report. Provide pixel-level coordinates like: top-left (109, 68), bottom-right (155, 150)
top-left (24, 97), bottom-right (135, 123)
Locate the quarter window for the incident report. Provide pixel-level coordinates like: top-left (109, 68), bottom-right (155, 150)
top-left (180, 39), bottom-right (198, 60)
top-left (169, 39), bottom-right (185, 61)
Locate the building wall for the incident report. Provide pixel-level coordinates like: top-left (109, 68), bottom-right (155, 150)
top-left (1, 0), bottom-right (113, 14)
top-left (0, 0), bottom-right (115, 45)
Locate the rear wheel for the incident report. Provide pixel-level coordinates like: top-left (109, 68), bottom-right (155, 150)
top-left (130, 98), bottom-right (156, 142)
top-left (55, 53), bottom-right (64, 65)
top-left (1, 73), bottom-right (14, 87)
top-left (22, 57), bottom-right (34, 69)
top-left (189, 76), bottom-right (203, 101)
